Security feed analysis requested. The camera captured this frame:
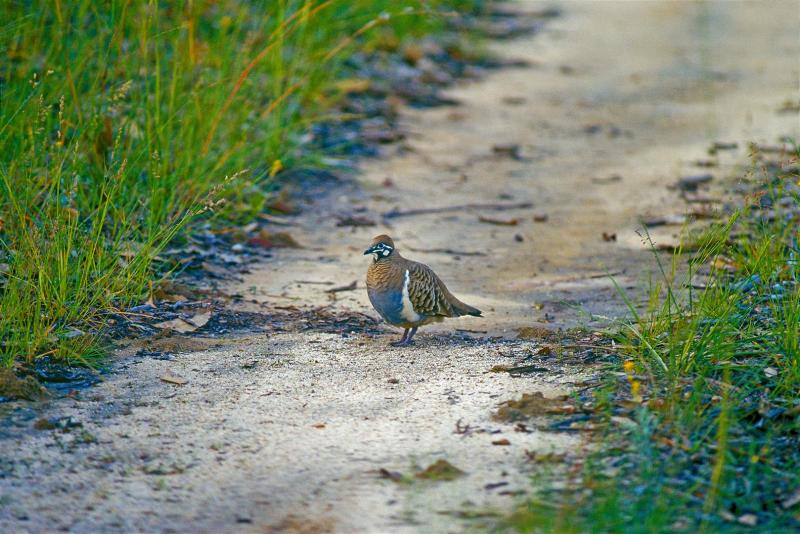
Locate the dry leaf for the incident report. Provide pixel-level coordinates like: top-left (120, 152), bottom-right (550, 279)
top-left (377, 468), bottom-right (404, 482)
top-left (764, 367), bottom-right (778, 378)
top-left (154, 311), bottom-right (211, 333)
top-left (160, 372), bottom-right (188, 385)
top-left (248, 230), bottom-right (301, 249)
top-left (737, 514), bottom-right (757, 527)
top-left (189, 311), bottom-right (212, 329)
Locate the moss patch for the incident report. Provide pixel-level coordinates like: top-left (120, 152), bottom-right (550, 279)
top-left (493, 392), bottom-right (575, 422)
top-left (415, 459), bottom-right (465, 481)
top-left (0, 367), bottom-right (49, 401)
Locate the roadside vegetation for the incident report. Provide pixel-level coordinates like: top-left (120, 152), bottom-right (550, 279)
top-left (0, 0), bottom-right (481, 368)
top-left (508, 148), bottom-right (800, 531)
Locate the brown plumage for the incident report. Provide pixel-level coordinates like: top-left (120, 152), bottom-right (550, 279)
top-left (364, 234), bottom-right (482, 345)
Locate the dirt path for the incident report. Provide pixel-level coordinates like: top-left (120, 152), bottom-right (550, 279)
top-left (2, 2), bottom-right (798, 533)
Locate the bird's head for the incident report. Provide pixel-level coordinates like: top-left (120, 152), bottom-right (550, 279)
top-left (364, 234), bottom-right (395, 261)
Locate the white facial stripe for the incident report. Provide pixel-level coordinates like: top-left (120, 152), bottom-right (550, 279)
top-left (374, 243), bottom-right (393, 257)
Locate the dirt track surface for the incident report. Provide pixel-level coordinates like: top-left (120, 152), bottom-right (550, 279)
top-left (2, 1), bottom-right (798, 532)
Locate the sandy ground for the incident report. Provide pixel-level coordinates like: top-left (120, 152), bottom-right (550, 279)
top-left (2, 1), bottom-right (799, 533)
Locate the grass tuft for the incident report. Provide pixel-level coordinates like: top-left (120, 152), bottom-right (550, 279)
top-left (0, 0), bottom-right (478, 367)
top-left (507, 147), bottom-right (800, 532)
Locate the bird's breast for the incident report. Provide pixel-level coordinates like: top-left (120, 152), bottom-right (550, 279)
top-left (367, 261), bottom-right (421, 325)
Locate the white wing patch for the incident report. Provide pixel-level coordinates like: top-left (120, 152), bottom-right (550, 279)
top-left (400, 269), bottom-right (421, 322)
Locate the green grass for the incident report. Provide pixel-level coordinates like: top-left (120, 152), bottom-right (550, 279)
top-left (507, 149), bottom-right (800, 532)
top-left (0, 0), bottom-right (484, 367)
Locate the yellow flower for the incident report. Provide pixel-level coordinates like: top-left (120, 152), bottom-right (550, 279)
top-left (750, 455), bottom-right (759, 464)
top-left (623, 360), bottom-right (635, 374)
top-left (220, 16), bottom-right (232, 30)
top-left (269, 159), bottom-right (283, 177)
top-left (631, 380), bottom-right (642, 402)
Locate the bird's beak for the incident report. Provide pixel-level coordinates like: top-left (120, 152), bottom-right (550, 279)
top-left (363, 246), bottom-right (376, 255)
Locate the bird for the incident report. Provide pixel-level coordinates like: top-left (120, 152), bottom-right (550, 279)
top-left (364, 234), bottom-right (482, 346)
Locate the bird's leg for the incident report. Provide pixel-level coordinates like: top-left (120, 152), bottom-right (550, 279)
top-left (390, 328), bottom-right (409, 347)
top-left (404, 327), bottom-right (418, 345)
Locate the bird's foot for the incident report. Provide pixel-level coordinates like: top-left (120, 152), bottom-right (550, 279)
top-left (389, 339), bottom-right (414, 347)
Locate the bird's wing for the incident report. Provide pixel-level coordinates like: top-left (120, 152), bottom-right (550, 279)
top-left (406, 261), bottom-right (458, 317)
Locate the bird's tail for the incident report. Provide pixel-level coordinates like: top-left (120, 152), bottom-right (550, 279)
top-left (453, 299), bottom-right (482, 317)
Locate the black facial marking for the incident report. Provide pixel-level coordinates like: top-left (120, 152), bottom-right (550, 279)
top-left (365, 242), bottom-right (394, 259)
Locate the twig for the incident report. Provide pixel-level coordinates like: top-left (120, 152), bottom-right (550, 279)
top-left (383, 201), bottom-right (532, 219)
top-left (455, 418), bottom-right (471, 435)
top-left (406, 246), bottom-right (486, 257)
top-left (325, 280), bottom-right (358, 293)
top-left (478, 215), bottom-right (518, 226)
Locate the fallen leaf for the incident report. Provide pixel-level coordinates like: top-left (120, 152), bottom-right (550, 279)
top-left (737, 514), bottom-right (758, 527)
top-left (710, 141), bottom-right (738, 152)
top-left (516, 326), bottom-right (551, 340)
top-left (154, 311), bottom-right (211, 333)
top-left (492, 438), bottom-right (511, 446)
top-left (720, 510), bottom-right (736, 522)
top-left (377, 468), bottom-right (404, 482)
top-left (602, 232), bottom-right (617, 242)
top-left (677, 174), bottom-right (713, 192)
top-left (524, 450), bottom-right (566, 463)
top-left (591, 174), bottom-right (622, 184)
top-left (532, 213), bottom-right (549, 222)
top-left (492, 143), bottom-right (523, 160)
top-left (160, 372), bottom-right (188, 385)
top-left (189, 311), bottom-right (211, 328)
top-left (402, 44), bottom-right (424, 64)
top-left (501, 96), bottom-right (526, 105)
top-left (152, 281), bottom-right (192, 303)
top-left (312, 423), bottom-right (326, 429)
top-left (248, 230), bottom-right (301, 249)
top-left (264, 195), bottom-right (301, 215)
top-left (764, 367), bottom-right (778, 378)
top-left (641, 214), bottom-right (687, 227)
